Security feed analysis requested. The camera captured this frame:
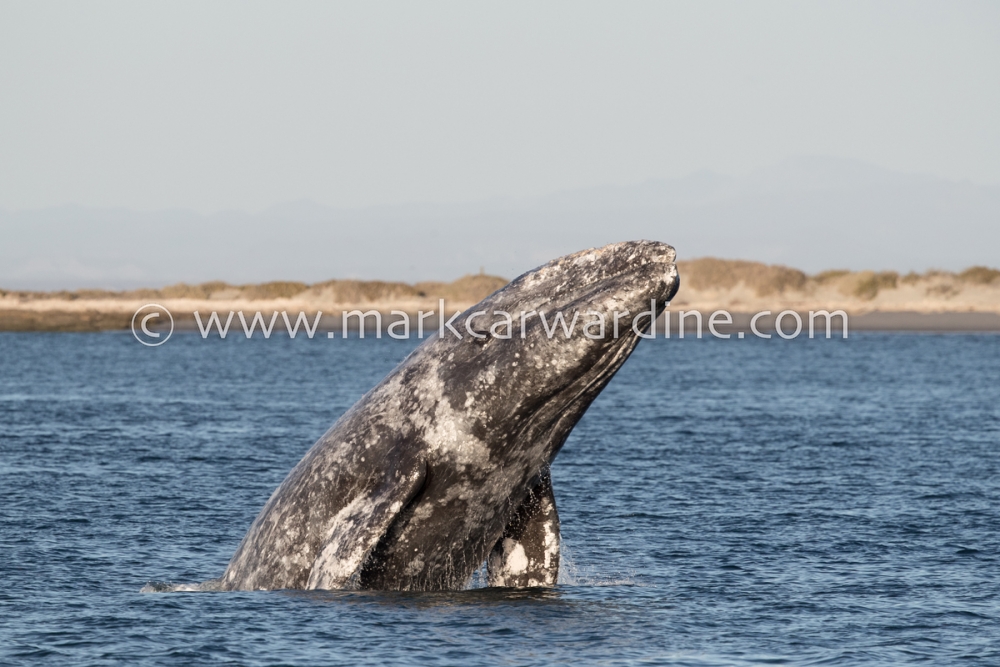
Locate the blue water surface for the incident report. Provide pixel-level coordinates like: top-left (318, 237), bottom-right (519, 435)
top-left (1, 332), bottom-right (998, 665)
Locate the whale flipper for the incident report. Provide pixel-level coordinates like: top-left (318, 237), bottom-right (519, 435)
top-left (487, 468), bottom-right (560, 587)
top-left (306, 460), bottom-right (428, 590)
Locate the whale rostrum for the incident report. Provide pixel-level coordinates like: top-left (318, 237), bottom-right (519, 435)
top-left (206, 240), bottom-right (679, 591)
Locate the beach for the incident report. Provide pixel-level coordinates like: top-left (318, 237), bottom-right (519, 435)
top-left (2, 258), bottom-right (998, 333)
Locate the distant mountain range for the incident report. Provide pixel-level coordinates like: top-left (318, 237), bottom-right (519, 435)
top-left (2, 156), bottom-right (998, 290)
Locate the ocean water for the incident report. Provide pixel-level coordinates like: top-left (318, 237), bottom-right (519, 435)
top-left (1, 331), bottom-right (998, 666)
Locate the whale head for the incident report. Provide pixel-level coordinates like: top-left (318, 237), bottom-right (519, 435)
top-left (413, 239), bottom-right (679, 465)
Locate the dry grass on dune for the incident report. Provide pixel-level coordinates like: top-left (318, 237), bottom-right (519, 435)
top-left (959, 266), bottom-right (1000, 285)
top-left (839, 271), bottom-right (899, 300)
top-left (1, 274), bottom-right (509, 305)
top-left (677, 258), bottom-right (807, 296)
top-left (158, 281), bottom-right (235, 299)
top-left (3, 258), bottom-right (999, 309)
top-left (414, 274), bottom-right (510, 303)
top-left (305, 279), bottom-right (420, 303)
top-left (6, 256), bottom-right (1000, 333)
top-left (303, 275), bottom-right (505, 304)
top-left (679, 258), bottom-right (1000, 303)
top-left (237, 281), bottom-right (311, 300)
top-left (157, 280), bottom-right (308, 300)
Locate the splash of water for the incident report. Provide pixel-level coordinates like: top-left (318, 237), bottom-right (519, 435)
top-left (558, 544), bottom-right (637, 587)
top-left (140, 580), bottom-right (220, 593)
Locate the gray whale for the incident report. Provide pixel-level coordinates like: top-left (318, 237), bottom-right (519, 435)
top-left (210, 240), bottom-right (678, 591)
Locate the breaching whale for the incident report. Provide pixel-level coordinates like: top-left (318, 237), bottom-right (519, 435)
top-left (206, 240), bottom-right (679, 591)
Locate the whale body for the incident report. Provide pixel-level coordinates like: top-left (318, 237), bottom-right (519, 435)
top-left (210, 240), bottom-right (679, 591)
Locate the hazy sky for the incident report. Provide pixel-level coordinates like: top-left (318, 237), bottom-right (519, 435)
top-left (1, 1), bottom-right (998, 213)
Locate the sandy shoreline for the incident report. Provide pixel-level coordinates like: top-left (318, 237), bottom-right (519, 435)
top-left (2, 259), bottom-right (998, 332)
top-left (2, 307), bottom-right (998, 334)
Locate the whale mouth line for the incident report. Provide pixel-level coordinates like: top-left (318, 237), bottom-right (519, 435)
top-left (510, 325), bottom-right (644, 465)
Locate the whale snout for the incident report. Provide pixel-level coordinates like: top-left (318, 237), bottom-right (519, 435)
top-left (598, 240), bottom-right (679, 298)
top-left (631, 240), bottom-right (676, 266)
top-left (520, 240), bottom-right (680, 313)
top-left (587, 240), bottom-right (677, 277)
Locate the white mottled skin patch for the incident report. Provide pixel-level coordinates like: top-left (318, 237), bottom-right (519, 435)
top-left (212, 241), bottom-right (678, 592)
top-left (307, 495), bottom-right (376, 588)
top-left (487, 480), bottom-right (561, 588)
top-left (504, 541), bottom-right (528, 574)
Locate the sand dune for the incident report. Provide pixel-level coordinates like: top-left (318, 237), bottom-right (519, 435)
top-left (1, 260), bottom-right (998, 332)
top-left (672, 259), bottom-right (1000, 315)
